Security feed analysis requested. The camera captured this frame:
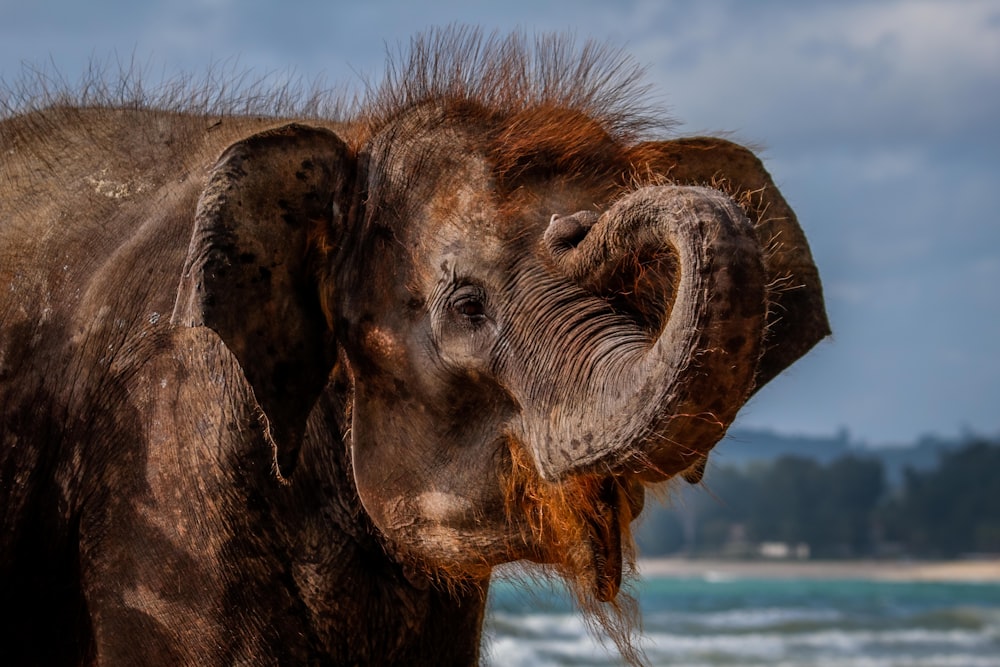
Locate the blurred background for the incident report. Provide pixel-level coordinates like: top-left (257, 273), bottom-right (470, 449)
top-left (3, 1), bottom-right (999, 664)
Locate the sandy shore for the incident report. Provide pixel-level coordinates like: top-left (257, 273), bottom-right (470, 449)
top-left (636, 557), bottom-right (1000, 583)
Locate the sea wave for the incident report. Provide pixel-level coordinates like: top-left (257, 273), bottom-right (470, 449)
top-left (487, 627), bottom-right (1000, 667)
top-left (485, 577), bottom-right (1000, 667)
top-left (647, 606), bottom-right (845, 631)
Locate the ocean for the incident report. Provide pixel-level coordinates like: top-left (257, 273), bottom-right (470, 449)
top-left (484, 570), bottom-right (1000, 666)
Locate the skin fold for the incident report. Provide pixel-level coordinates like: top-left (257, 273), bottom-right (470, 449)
top-left (0, 31), bottom-right (828, 666)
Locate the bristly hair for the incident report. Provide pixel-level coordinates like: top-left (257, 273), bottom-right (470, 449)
top-left (2, 27), bottom-right (673, 147)
top-left (500, 437), bottom-right (646, 666)
top-left (0, 52), bottom-right (348, 123)
top-left (358, 26), bottom-right (674, 144)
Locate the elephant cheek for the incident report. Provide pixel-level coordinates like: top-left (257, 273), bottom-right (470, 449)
top-left (361, 325), bottom-right (407, 367)
top-left (343, 326), bottom-right (421, 530)
top-left (348, 394), bottom-right (417, 533)
top-left (348, 394), bottom-right (513, 571)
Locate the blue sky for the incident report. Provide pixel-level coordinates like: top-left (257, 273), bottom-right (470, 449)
top-left (2, 0), bottom-right (998, 445)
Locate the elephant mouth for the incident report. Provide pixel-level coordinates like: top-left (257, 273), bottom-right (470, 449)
top-left (504, 438), bottom-right (644, 603)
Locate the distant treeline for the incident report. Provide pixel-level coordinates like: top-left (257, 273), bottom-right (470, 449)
top-left (635, 436), bottom-right (1000, 559)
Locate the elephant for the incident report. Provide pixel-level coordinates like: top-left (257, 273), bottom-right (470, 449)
top-left (0, 31), bottom-right (828, 665)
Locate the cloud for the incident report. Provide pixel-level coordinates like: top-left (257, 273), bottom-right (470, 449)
top-left (625, 0), bottom-right (1000, 154)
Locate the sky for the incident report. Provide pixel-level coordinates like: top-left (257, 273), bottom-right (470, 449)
top-left (1, 0), bottom-right (998, 446)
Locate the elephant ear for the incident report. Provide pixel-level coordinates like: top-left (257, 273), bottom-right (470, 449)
top-left (172, 123), bottom-right (354, 479)
top-left (629, 137), bottom-right (830, 391)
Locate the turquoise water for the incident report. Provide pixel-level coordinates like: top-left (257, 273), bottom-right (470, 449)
top-left (485, 574), bottom-right (1000, 666)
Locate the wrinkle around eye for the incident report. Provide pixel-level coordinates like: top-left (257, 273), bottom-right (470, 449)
top-left (425, 283), bottom-right (499, 374)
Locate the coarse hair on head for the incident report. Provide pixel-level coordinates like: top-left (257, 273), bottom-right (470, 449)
top-left (358, 26), bottom-right (674, 143)
top-left (3, 26), bottom-right (674, 164)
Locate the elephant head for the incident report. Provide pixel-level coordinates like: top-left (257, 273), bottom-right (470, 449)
top-left (173, 40), bottom-right (828, 626)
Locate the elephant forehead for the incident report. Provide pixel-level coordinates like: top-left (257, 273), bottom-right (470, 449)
top-left (424, 176), bottom-right (498, 237)
top-left (372, 117), bottom-right (489, 201)
top-left (404, 184), bottom-right (509, 287)
top-left (414, 179), bottom-right (607, 270)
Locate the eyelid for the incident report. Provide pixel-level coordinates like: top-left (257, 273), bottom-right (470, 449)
top-left (449, 283), bottom-right (488, 322)
top-left (449, 281), bottom-right (486, 303)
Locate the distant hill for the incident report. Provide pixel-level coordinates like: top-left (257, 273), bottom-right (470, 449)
top-left (711, 429), bottom-right (852, 467)
top-left (709, 428), bottom-right (977, 487)
top-left (636, 431), bottom-right (1000, 558)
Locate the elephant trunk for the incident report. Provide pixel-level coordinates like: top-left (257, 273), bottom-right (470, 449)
top-left (519, 185), bottom-right (767, 482)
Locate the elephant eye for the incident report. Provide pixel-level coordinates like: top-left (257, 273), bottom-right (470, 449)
top-left (450, 287), bottom-right (488, 325)
top-left (454, 296), bottom-right (486, 323)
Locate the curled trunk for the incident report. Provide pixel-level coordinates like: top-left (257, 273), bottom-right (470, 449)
top-left (517, 185), bottom-right (767, 482)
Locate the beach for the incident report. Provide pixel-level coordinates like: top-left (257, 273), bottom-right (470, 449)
top-left (637, 556), bottom-right (1000, 582)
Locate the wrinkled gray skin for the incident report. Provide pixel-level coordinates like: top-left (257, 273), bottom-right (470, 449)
top-left (0, 46), bottom-right (828, 666)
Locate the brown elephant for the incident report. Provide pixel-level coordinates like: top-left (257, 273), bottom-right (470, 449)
top-left (0, 31), bottom-right (828, 665)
